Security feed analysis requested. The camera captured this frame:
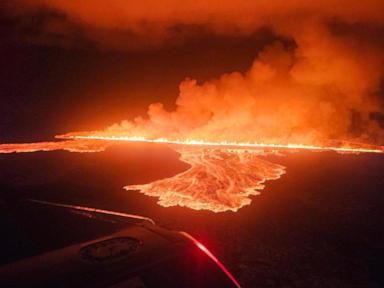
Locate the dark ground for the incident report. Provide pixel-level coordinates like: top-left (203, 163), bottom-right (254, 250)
top-left (0, 143), bottom-right (383, 287)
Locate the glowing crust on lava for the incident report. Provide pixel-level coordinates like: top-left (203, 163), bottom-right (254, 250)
top-left (1, 137), bottom-right (383, 212)
top-left (59, 134), bottom-right (384, 154)
top-left (125, 147), bottom-right (285, 212)
top-left (0, 140), bottom-right (108, 154)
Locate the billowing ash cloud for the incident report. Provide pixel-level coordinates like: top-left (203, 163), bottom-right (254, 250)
top-left (102, 37), bottom-right (383, 144)
top-left (6, 0), bottom-right (384, 143)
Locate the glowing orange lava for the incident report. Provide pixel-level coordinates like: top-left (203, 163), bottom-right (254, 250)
top-left (58, 134), bottom-right (384, 154)
top-left (126, 147), bottom-right (285, 212)
top-left (0, 140), bottom-right (108, 154)
top-left (0, 136), bottom-right (383, 212)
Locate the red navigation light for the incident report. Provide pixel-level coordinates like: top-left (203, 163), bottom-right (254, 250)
top-left (180, 232), bottom-right (241, 288)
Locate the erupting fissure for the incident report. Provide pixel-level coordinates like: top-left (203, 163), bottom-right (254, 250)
top-left (58, 135), bottom-right (384, 154)
top-left (0, 136), bottom-right (383, 212)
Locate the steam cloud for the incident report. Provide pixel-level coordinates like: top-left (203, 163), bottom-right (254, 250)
top-left (103, 38), bottom-right (384, 144)
top-left (6, 0), bottom-right (384, 144)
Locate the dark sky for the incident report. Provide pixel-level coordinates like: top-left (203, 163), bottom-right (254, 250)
top-left (1, 1), bottom-right (383, 144)
top-left (0, 10), bottom-right (282, 142)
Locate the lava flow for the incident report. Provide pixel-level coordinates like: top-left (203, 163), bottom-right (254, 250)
top-left (58, 134), bottom-right (384, 154)
top-left (0, 136), bottom-right (383, 212)
top-left (126, 147), bottom-right (285, 212)
top-left (0, 140), bottom-right (108, 154)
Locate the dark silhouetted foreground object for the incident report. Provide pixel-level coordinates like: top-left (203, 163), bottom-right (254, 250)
top-left (0, 200), bottom-right (240, 288)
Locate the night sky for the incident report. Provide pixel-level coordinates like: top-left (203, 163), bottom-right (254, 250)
top-left (0, 6), bottom-right (286, 142)
top-left (1, 1), bottom-right (383, 144)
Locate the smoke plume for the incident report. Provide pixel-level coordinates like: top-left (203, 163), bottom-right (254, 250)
top-left (5, 0), bottom-right (384, 144)
top-left (99, 35), bottom-right (383, 144)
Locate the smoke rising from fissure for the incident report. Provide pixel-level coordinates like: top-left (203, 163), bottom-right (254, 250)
top-left (9, 1), bottom-right (381, 143)
top-left (5, 2), bottom-right (384, 145)
top-left (83, 34), bottom-right (384, 145)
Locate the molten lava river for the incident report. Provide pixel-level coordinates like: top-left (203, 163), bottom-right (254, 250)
top-left (126, 147), bottom-right (285, 212)
top-left (0, 138), bottom-right (382, 212)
